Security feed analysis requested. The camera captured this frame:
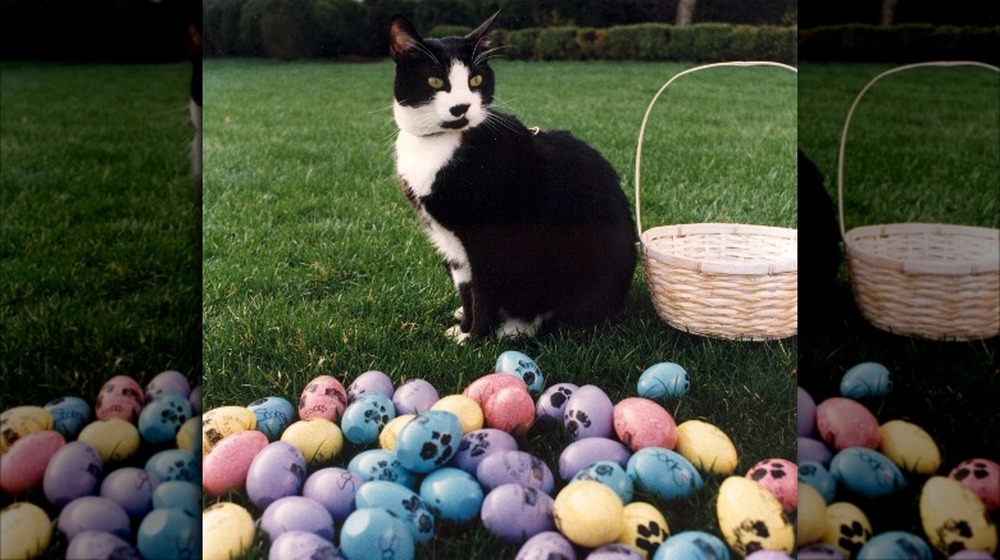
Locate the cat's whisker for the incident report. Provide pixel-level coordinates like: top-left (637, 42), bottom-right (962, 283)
top-left (473, 46), bottom-right (508, 67)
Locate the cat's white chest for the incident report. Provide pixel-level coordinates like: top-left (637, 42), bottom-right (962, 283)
top-left (394, 130), bottom-right (461, 198)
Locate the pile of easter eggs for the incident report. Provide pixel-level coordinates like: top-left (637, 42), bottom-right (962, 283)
top-left (201, 351), bottom-right (799, 560)
top-left (797, 361), bottom-right (999, 559)
top-left (1, 370), bottom-right (202, 560)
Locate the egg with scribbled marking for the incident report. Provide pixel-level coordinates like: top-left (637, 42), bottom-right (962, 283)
top-left (626, 447), bottom-right (703, 501)
top-left (840, 362), bottom-right (892, 398)
top-left (203, 430), bottom-right (269, 497)
top-left (637, 362), bottom-right (689, 399)
top-left (44, 396), bottom-right (91, 440)
top-left (355, 480), bottom-right (435, 543)
top-left (746, 458), bottom-right (797, 513)
top-left (651, 530), bottom-right (729, 560)
top-left (452, 428), bottom-right (519, 475)
top-left (919, 476), bottom-right (997, 557)
top-left (245, 441), bottom-right (307, 509)
top-left (822, 502), bottom-right (873, 558)
top-left (298, 375), bottom-right (349, 423)
top-left (617, 501), bottom-right (669, 559)
top-left (203, 502), bottom-right (256, 560)
top-left (247, 397), bottom-right (296, 441)
top-left (1, 503), bottom-right (52, 560)
top-left (481, 484), bottom-right (555, 544)
top-left (857, 531), bottom-right (933, 560)
top-left (830, 447), bottom-right (906, 498)
top-left (201, 406), bottom-right (256, 454)
top-left (496, 350), bottom-right (545, 394)
top-left (303, 467), bottom-right (362, 523)
top-left (949, 458), bottom-right (1000, 512)
top-left (100, 467), bottom-right (159, 519)
top-left (877, 420), bottom-right (940, 475)
top-left (675, 420), bottom-right (738, 476)
top-left (613, 397), bottom-right (677, 452)
top-left (477, 450), bottom-right (555, 494)
top-left (95, 376), bottom-right (144, 422)
top-left (716, 476), bottom-right (794, 556)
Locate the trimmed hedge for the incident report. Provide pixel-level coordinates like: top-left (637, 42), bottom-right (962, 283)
top-left (799, 24), bottom-right (1000, 64)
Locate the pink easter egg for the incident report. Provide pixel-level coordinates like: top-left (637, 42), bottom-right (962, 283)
top-left (95, 376), bottom-right (145, 422)
top-left (482, 386), bottom-right (535, 436)
top-left (463, 373), bottom-right (528, 408)
top-left (816, 397), bottom-right (880, 451)
top-left (203, 430), bottom-right (270, 497)
top-left (949, 458), bottom-right (1000, 512)
top-left (746, 458), bottom-right (798, 513)
top-left (298, 375), bottom-right (348, 423)
top-left (1, 430), bottom-right (66, 495)
top-left (613, 397), bottom-right (678, 451)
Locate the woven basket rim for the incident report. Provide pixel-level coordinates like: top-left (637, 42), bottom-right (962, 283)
top-left (641, 222), bottom-right (798, 275)
top-left (844, 222), bottom-right (1000, 275)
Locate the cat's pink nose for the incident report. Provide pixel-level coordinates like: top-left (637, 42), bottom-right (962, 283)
top-left (450, 104), bottom-right (470, 117)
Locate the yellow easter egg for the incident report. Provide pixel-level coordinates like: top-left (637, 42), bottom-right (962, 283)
top-left (920, 476), bottom-right (998, 557)
top-left (379, 414), bottom-right (415, 451)
top-left (822, 502), bottom-right (872, 558)
top-left (878, 420), bottom-right (941, 475)
top-left (203, 502), bottom-right (256, 560)
top-left (554, 480), bottom-right (625, 548)
top-left (617, 501), bottom-right (670, 559)
top-left (1, 502), bottom-right (52, 559)
top-left (675, 420), bottom-right (739, 475)
top-left (176, 415), bottom-right (200, 452)
top-left (202, 406), bottom-right (256, 454)
top-left (280, 418), bottom-right (344, 463)
top-left (1, 406), bottom-right (53, 454)
top-left (798, 482), bottom-right (828, 546)
top-left (77, 418), bottom-right (140, 462)
top-left (431, 395), bottom-right (484, 434)
top-left (716, 476), bottom-right (794, 555)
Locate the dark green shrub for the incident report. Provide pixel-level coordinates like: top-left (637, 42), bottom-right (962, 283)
top-left (536, 27), bottom-right (580, 60)
top-left (428, 25), bottom-right (472, 38)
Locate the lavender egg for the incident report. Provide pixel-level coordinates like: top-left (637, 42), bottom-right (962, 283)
top-left (496, 350), bottom-right (545, 394)
top-left (481, 483), bottom-right (555, 544)
top-left (798, 437), bottom-right (833, 467)
top-left (340, 393), bottom-right (395, 446)
top-left (347, 449), bottom-right (418, 489)
top-left (588, 544), bottom-right (644, 559)
top-left (247, 396), bottom-right (296, 441)
top-left (144, 449), bottom-right (199, 483)
top-left (188, 385), bottom-right (202, 415)
top-left (571, 460), bottom-right (634, 504)
top-left (452, 428), bottom-right (519, 474)
top-left (58, 496), bottom-right (130, 541)
top-left (100, 467), bottom-right (159, 519)
top-left (355, 480), bottom-right (435, 543)
top-left (564, 385), bottom-right (614, 440)
top-left (515, 531), bottom-right (577, 560)
top-left (392, 379), bottom-right (439, 416)
top-left (348, 370), bottom-right (395, 402)
top-left (476, 450), bottom-right (555, 494)
top-left (137, 394), bottom-right (192, 445)
top-left (303, 467), bottom-right (362, 523)
top-left (44, 396), bottom-right (91, 439)
top-left (535, 383), bottom-right (578, 432)
top-left (558, 437), bottom-right (630, 480)
top-left (798, 544), bottom-right (845, 559)
top-left (144, 370), bottom-right (192, 400)
top-left (43, 440), bottom-right (103, 508)
top-left (269, 531), bottom-right (343, 560)
top-left (339, 507), bottom-right (415, 560)
top-left (260, 496), bottom-right (335, 542)
top-left (246, 441), bottom-right (307, 509)
top-left (66, 531), bottom-right (140, 560)
top-left (798, 386), bottom-right (817, 437)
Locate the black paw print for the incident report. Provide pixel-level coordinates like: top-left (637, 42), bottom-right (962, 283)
top-left (419, 430), bottom-right (454, 466)
top-left (838, 521), bottom-right (871, 555)
top-left (594, 463), bottom-right (614, 477)
top-left (750, 461), bottom-right (788, 481)
top-left (565, 409), bottom-right (591, 438)
top-left (516, 360), bottom-right (539, 387)
top-left (205, 427), bottom-right (223, 445)
top-left (940, 518), bottom-right (974, 555)
top-left (799, 463), bottom-right (817, 477)
top-left (160, 403), bottom-right (188, 426)
top-left (734, 519), bottom-right (770, 554)
top-left (953, 460), bottom-right (992, 481)
top-left (547, 386), bottom-right (573, 409)
top-left (363, 404), bottom-right (391, 426)
top-left (459, 432), bottom-right (490, 458)
top-left (635, 520), bottom-right (665, 555)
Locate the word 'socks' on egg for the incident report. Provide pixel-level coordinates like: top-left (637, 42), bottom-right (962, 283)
top-left (247, 397), bottom-right (296, 441)
top-left (949, 458), bottom-right (1000, 512)
top-left (919, 476), bottom-right (998, 557)
top-left (202, 406), bottom-right (257, 454)
top-left (44, 396), bottom-right (91, 440)
top-left (496, 350), bottom-right (545, 394)
top-left (299, 375), bottom-right (349, 423)
top-left (613, 397), bottom-right (678, 452)
top-left (627, 447), bottom-right (703, 501)
top-left (877, 420), bottom-right (941, 475)
top-left (203, 502), bottom-right (256, 560)
top-left (674, 420), bottom-right (738, 476)
top-left (816, 398), bottom-right (880, 451)
top-left (563, 385), bottom-right (614, 440)
top-left (716, 476), bottom-right (794, 556)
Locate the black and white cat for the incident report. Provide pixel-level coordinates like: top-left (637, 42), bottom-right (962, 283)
top-left (389, 12), bottom-right (636, 342)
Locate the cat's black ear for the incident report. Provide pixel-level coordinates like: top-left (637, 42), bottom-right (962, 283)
top-left (389, 14), bottom-right (424, 61)
top-left (465, 10), bottom-right (500, 50)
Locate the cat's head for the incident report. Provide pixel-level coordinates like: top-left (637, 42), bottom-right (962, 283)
top-left (389, 12), bottom-right (500, 137)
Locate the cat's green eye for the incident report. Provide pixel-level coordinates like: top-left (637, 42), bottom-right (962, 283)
top-left (427, 77), bottom-right (445, 90)
top-left (469, 74), bottom-right (484, 88)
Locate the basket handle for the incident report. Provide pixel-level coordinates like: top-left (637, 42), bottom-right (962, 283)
top-left (634, 61), bottom-right (798, 238)
top-left (836, 61), bottom-right (1000, 238)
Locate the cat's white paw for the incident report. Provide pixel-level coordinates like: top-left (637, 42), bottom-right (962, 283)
top-left (495, 316), bottom-right (544, 339)
top-left (445, 324), bottom-right (470, 344)
top-left (453, 306), bottom-right (465, 322)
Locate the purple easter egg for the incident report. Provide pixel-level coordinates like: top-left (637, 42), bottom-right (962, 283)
top-left (100, 467), bottom-right (159, 519)
top-left (452, 428), bottom-right (519, 474)
top-left (66, 531), bottom-right (140, 560)
top-left (43, 440), bottom-right (103, 508)
top-left (798, 543), bottom-right (845, 559)
top-left (587, 544), bottom-right (643, 559)
top-left (303, 467), bottom-right (362, 523)
top-left (798, 437), bottom-right (833, 467)
top-left (476, 450), bottom-right (555, 494)
top-left (558, 437), bottom-right (630, 480)
top-left (392, 379), bottom-right (439, 416)
top-left (269, 531), bottom-right (343, 560)
top-left (515, 531), bottom-right (577, 560)
top-left (57, 496), bottom-right (130, 541)
top-left (348, 370), bottom-right (395, 402)
top-left (534, 383), bottom-right (578, 432)
top-left (246, 441), bottom-right (307, 509)
top-left (481, 483), bottom-right (555, 544)
top-left (798, 386), bottom-right (816, 436)
top-left (260, 496), bottom-right (335, 542)
top-left (188, 385), bottom-right (202, 415)
top-left (144, 370), bottom-right (192, 400)
top-left (563, 385), bottom-right (614, 440)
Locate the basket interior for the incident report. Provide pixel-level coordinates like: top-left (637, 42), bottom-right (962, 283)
top-left (641, 223), bottom-right (797, 275)
top-left (845, 223), bottom-right (1000, 274)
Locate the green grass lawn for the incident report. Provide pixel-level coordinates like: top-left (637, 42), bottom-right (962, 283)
top-left (1, 61), bottom-right (202, 400)
top-left (798, 62), bottom-right (999, 541)
top-left (202, 59), bottom-right (797, 557)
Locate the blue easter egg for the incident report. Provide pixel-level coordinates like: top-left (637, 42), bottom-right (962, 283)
top-left (152, 480), bottom-right (201, 516)
top-left (137, 394), bottom-right (192, 445)
top-left (840, 362), bottom-right (892, 398)
top-left (44, 396), bottom-right (91, 439)
top-left (137, 507), bottom-right (200, 560)
top-left (355, 481), bottom-right (435, 543)
top-left (144, 449), bottom-right (199, 484)
top-left (798, 460), bottom-right (837, 503)
top-left (347, 449), bottom-right (418, 489)
top-left (395, 410), bottom-right (463, 473)
top-left (830, 447), bottom-right (907, 498)
top-left (247, 396), bottom-right (296, 441)
top-left (626, 447), bottom-right (703, 501)
top-left (637, 363), bottom-right (690, 399)
top-left (653, 530), bottom-right (730, 560)
top-left (857, 531), bottom-right (933, 560)
top-left (339, 507), bottom-right (415, 560)
top-left (419, 467), bottom-right (484, 523)
top-left (571, 460), bottom-right (634, 503)
top-left (340, 394), bottom-right (395, 446)
top-left (496, 351), bottom-right (545, 394)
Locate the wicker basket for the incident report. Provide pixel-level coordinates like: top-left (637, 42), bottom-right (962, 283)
top-left (635, 61), bottom-right (798, 341)
top-left (837, 61), bottom-right (1000, 341)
